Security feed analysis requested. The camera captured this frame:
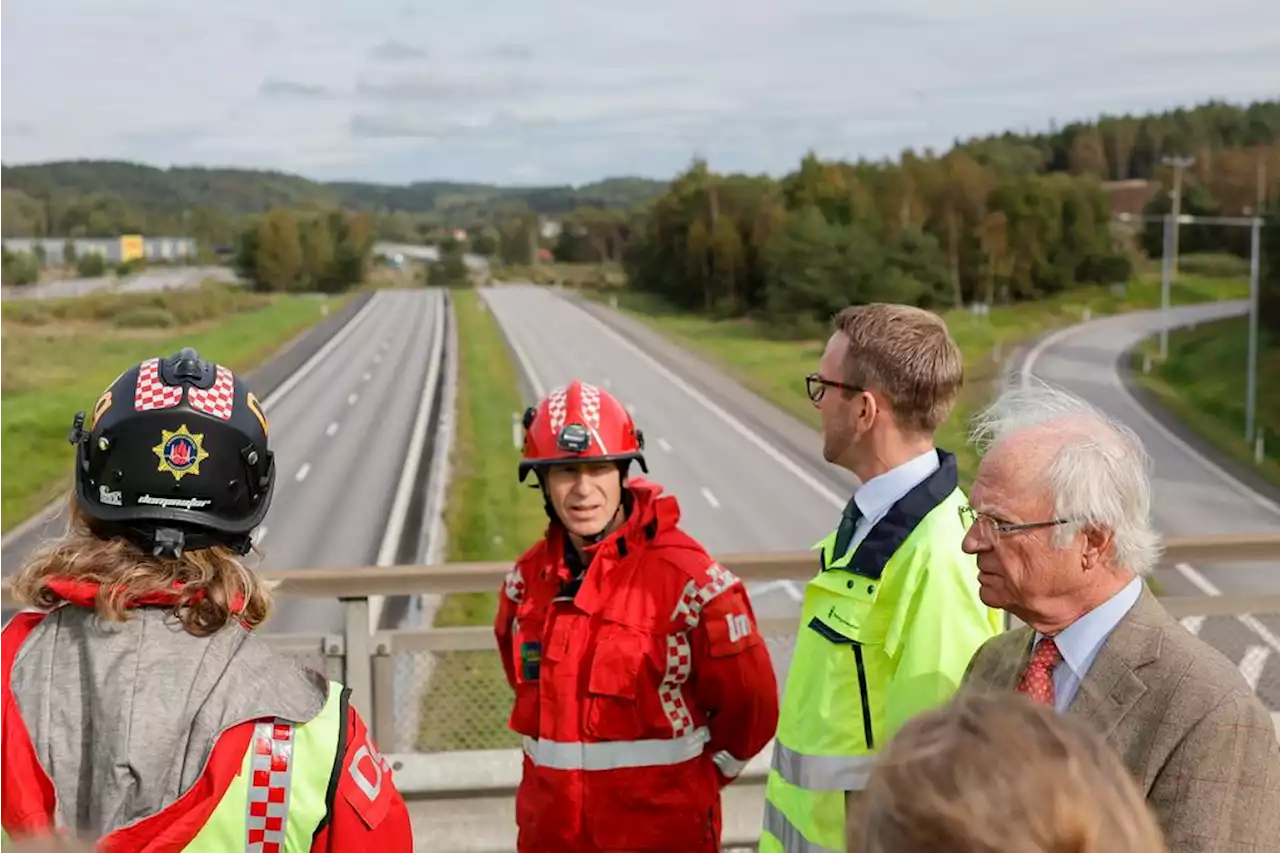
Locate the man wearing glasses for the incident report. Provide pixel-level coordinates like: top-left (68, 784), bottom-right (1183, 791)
top-left (959, 382), bottom-right (1280, 852)
top-left (761, 303), bottom-right (1004, 853)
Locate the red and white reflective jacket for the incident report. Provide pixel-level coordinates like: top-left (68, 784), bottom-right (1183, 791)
top-left (1, 584), bottom-right (413, 853)
top-left (494, 478), bottom-right (780, 852)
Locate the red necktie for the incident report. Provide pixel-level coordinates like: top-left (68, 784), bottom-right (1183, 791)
top-left (1017, 637), bottom-right (1061, 707)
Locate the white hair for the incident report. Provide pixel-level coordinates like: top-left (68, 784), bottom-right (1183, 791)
top-left (969, 377), bottom-right (1163, 576)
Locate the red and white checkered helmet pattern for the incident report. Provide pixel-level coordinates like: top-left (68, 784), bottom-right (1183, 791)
top-left (518, 380), bottom-right (646, 482)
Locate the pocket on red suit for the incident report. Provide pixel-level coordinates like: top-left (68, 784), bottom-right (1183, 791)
top-left (583, 623), bottom-right (650, 742)
top-left (586, 763), bottom-right (720, 851)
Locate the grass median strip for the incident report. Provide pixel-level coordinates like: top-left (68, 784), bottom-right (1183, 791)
top-left (1133, 317), bottom-right (1279, 488)
top-left (416, 287), bottom-right (547, 752)
top-left (595, 274), bottom-right (1249, 487)
top-left (1, 286), bottom-right (350, 531)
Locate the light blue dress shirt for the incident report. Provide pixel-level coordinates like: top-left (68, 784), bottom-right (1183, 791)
top-left (842, 448), bottom-right (941, 554)
top-left (1036, 575), bottom-right (1143, 712)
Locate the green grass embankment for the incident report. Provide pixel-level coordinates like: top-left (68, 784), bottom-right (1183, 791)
top-left (415, 288), bottom-right (548, 751)
top-left (1, 286), bottom-right (349, 531)
top-left (1133, 317), bottom-right (1279, 488)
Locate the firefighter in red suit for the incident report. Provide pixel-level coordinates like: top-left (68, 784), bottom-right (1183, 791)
top-left (1, 348), bottom-right (413, 852)
top-left (495, 380), bottom-right (780, 852)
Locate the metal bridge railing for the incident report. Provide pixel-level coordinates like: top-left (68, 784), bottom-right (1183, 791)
top-left (4, 530), bottom-right (1279, 804)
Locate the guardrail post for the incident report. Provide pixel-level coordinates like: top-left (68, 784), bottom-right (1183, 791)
top-left (371, 633), bottom-right (396, 749)
top-left (341, 598), bottom-right (374, 721)
top-left (322, 634), bottom-right (345, 684)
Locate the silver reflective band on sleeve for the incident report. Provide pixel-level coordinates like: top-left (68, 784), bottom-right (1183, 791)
top-left (772, 743), bottom-right (874, 791)
top-left (246, 718), bottom-right (295, 850)
top-left (712, 748), bottom-right (748, 778)
top-left (763, 800), bottom-right (844, 853)
top-left (522, 726), bottom-right (710, 770)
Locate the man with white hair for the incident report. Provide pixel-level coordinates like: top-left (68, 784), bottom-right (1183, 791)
top-left (959, 381), bottom-right (1280, 853)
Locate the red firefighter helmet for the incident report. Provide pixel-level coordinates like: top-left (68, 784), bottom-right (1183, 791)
top-left (519, 380), bottom-right (647, 483)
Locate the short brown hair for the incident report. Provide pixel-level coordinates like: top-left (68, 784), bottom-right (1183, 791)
top-left (859, 691), bottom-right (1166, 853)
top-left (13, 493), bottom-right (274, 637)
top-left (832, 303), bottom-right (963, 433)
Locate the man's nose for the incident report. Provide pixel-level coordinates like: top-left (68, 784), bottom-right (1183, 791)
top-left (961, 525), bottom-right (983, 555)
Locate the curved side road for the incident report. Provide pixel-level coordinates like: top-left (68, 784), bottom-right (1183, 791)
top-left (1019, 298), bottom-right (1280, 716)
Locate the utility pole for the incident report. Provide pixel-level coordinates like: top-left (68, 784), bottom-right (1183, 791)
top-left (1246, 214), bottom-right (1261, 443)
top-left (1159, 213), bottom-right (1173, 359)
top-left (1162, 155), bottom-right (1195, 280)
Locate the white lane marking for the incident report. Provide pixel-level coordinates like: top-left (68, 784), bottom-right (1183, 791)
top-left (752, 579), bottom-right (805, 603)
top-left (563, 296), bottom-right (847, 510)
top-left (326, 421), bottom-right (339, 437)
top-left (1175, 563), bottom-right (1280, 655)
top-left (1180, 615), bottom-right (1205, 636)
top-left (603, 378), bottom-right (613, 389)
top-left (479, 288), bottom-right (545, 398)
top-left (658, 438), bottom-right (673, 452)
top-left (1020, 303), bottom-right (1278, 518)
top-left (348, 393), bottom-right (358, 406)
top-left (1239, 646), bottom-right (1271, 691)
top-left (372, 290), bottom-right (446, 630)
top-left (251, 525), bottom-right (269, 546)
top-left (363, 371), bottom-right (372, 382)
top-left (701, 487), bottom-right (721, 509)
top-left (373, 353), bottom-right (383, 364)
top-left (259, 294), bottom-right (381, 411)
top-left (295, 463), bottom-right (312, 482)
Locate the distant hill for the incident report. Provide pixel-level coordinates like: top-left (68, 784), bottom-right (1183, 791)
top-left (0, 160), bottom-right (669, 221)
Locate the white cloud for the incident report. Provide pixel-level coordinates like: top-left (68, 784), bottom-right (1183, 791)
top-left (2, 0), bottom-right (1278, 184)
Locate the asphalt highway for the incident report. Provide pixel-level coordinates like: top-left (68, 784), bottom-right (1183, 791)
top-left (0, 265), bottom-right (240, 301)
top-left (479, 283), bottom-right (854, 686)
top-left (1019, 298), bottom-right (1280, 715)
top-left (1, 289), bottom-right (445, 642)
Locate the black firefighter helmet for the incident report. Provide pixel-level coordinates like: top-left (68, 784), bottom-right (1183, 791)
top-left (69, 348), bottom-right (275, 558)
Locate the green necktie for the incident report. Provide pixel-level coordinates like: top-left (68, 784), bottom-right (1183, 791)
top-left (832, 498), bottom-right (864, 562)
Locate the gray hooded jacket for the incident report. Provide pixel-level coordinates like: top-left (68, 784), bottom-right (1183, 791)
top-left (9, 604), bottom-right (328, 841)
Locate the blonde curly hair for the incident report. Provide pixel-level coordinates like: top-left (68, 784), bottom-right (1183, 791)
top-left (12, 493), bottom-right (274, 637)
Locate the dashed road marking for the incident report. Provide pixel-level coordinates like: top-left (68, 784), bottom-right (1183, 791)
top-left (296, 463), bottom-right (311, 482)
top-left (1239, 646), bottom-right (1271, 691)
top-left (701, 487), bottom-right (721, 509)
top-left (348, 393), bottom-right (358, 406)
top-left (326, 421), bottom-right (339, 437)
top-left (1175, 563), bottom-right (1280, 655)
top-left (1180, 615), bottom-right (1205, 636)
top-left (363, 371), bottom-right (372, 382)
top-left (251, 525), bottom-right (269, 546)
top-left (658, 438), bottom-right (672, 452)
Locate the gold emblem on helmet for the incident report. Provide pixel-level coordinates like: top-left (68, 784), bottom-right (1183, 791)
top-left (153, 424), bottom-right (210, 482)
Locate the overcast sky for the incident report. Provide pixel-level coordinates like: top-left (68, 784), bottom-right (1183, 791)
top-left (3, 0), bottom-right (1279, 186)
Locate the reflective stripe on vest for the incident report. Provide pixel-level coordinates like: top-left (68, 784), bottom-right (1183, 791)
top-left (763, 472), bottom-right (974, 853)
top-left (185, 680), bottom-right (346, 852)
top-left (772, 743), bottom-right (874, 792)
top-left (762, 800), bottom-right (843, 853)
top-left (522, 726), bottom-right (710, 771)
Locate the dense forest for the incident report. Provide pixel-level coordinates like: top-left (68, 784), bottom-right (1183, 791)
top-left (4, 98), bottom-right (1279, 327)
top-left (0, 162), bottom-right (668, 246)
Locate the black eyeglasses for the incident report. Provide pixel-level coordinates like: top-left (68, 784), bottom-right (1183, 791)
top-left (958, 505), bottom-right (1070, 539)
top-left (805, 373), bottom-right (863, 404)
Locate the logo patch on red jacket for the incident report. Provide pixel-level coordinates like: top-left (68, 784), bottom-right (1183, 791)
top-left (705, 609), bottom-right (761, 657)
top-left (520, 641), bottom-right (541, 681)
top-left (342, 734), bottom-right (394, 829)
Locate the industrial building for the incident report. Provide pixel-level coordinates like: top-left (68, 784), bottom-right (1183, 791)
top-left (1, 235), bottom-right (198, 265)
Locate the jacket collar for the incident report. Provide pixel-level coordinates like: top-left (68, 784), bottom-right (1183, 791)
top-left (40, 576), bottom-right (247, 615)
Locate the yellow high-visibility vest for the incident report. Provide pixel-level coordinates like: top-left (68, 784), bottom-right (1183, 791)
top-left (761, 453), bottom-right (1004, 852)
